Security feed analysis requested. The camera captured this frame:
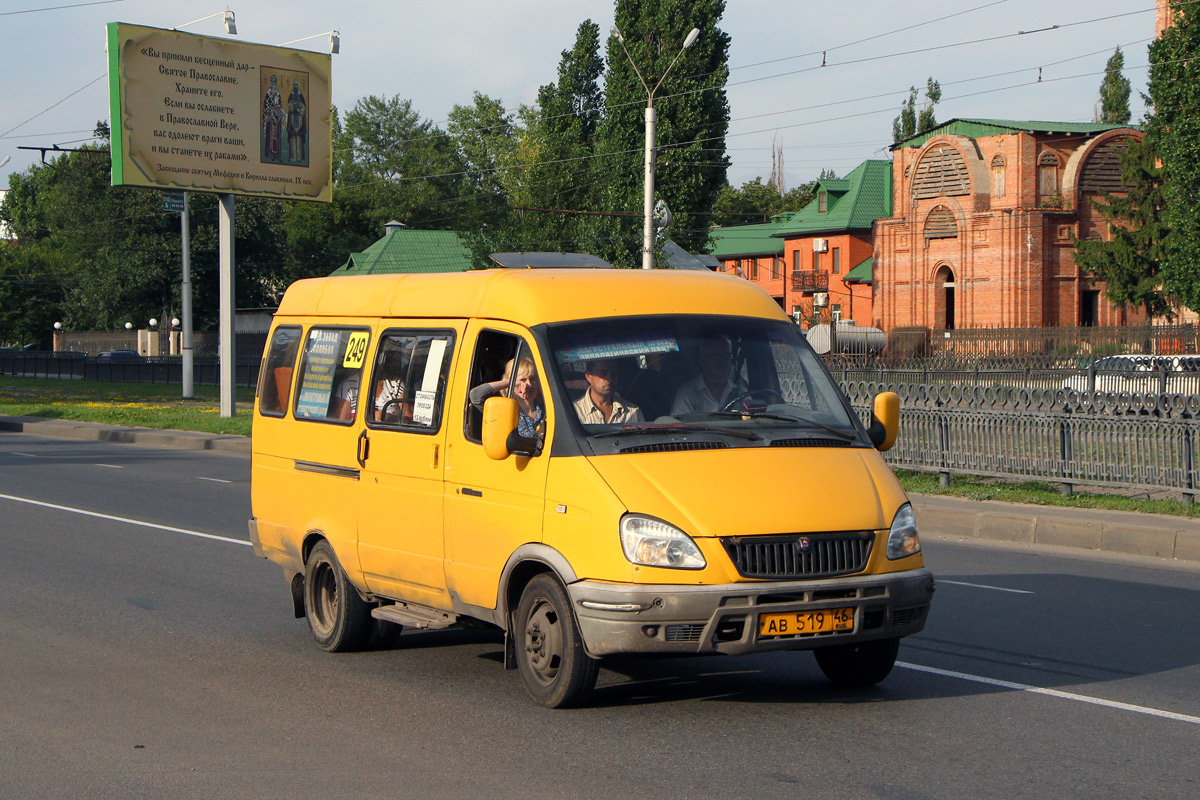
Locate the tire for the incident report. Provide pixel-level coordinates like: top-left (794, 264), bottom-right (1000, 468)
top-left (813, 637), bottom-right (901, 687)
top-left (515, 574), bottom-right (598, 708)
top-left (304, 540), bottom-right (374, 652)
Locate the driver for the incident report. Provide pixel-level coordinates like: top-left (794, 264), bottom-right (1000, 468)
top-left (671, 336), bottom-right (747, 415)
top-left (574, 359), bottom-right (643, 424)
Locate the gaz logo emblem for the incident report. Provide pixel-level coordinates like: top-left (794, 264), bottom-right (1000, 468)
top-left (796, 537), bottom-right (811, 551)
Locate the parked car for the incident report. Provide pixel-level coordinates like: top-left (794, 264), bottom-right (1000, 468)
top-left (1062, 354), bottom-right (1200, 394)
top-left (95, 349), bottom-right (145, 364)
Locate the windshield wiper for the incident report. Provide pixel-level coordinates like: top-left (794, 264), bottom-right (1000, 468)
top-left (706, 411), bottom-right (857, 441)
top-left (590, 423), bottom-right (760, 441)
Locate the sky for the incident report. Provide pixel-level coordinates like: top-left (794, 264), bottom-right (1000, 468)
top-left (1, 0), bottom-right (1159, 196)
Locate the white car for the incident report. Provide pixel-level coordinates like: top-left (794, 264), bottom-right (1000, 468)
top-left (1062, 355), bottom-right (1200, 394)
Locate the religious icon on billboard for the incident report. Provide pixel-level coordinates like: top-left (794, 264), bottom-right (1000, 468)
top-left (261, 68), bottom-right (309, 166)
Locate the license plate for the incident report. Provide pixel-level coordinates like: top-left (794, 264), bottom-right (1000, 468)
top-left (758, 607), bottom-right (854, 637)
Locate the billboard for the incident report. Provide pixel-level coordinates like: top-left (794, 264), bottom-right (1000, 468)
top-left (107, 22), bottom-right (332, 202)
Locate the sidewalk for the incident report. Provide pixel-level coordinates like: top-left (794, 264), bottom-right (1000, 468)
top-left (3, 414), bottom-right (1198, 563)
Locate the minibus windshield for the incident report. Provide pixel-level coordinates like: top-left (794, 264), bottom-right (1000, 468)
top-left (545, 315), bottom-right (862, 444)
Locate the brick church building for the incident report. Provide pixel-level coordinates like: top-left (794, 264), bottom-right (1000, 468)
top-left (874, 119), bottom-right (1143, 332)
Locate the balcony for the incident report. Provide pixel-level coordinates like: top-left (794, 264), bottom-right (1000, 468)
top-left (791, 270), bottom-right (828, 293)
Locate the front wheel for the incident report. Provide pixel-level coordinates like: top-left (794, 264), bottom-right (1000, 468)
top-left (813, 637), bottom-right (900, 687)
top-left (304, 540), bottom-right (374, 652)
top-left (515, 574), bottom-right (598, 708)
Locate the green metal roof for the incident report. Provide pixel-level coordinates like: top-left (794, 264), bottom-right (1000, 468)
top-left (330, 227), bottom-right (475, 275)
top-left (842, 256), bottom-right (872, 285)
top-left (707, 218), bottom-right (788, 259)
top-left (770, 160), bottom-right (893, 238)
top-left (892, 118), bottom-right (1137, 150)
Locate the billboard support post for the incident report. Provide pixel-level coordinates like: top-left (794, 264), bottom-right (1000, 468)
top-left (181, 192), bottom-right (194, 399)
top-left (219, 194), bottom-right (235, 417)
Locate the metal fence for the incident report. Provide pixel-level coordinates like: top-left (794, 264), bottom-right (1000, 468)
top-left (886, 322), bottom-right (1200, 358)
top-left (0, 352), bottom-right (261, 388)
top-left (842, 380), bottom-right (1200, 501)
top-left (825, 353), bottom-right (1200, 396)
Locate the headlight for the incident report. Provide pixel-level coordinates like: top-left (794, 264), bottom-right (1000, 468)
top-left (619, 515), bottom-right (706, 570)
top-left (886, 503), bottom-right (921, 560)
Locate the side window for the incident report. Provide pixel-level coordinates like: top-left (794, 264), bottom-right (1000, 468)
top-left (464, 330), bottom-right (545, 443)
top-left (367, 330), bottom-right (453, 432)
top-left (257, 325), bottom-right (301, 417)
top-left (293, 327), bottom-right (371, 423)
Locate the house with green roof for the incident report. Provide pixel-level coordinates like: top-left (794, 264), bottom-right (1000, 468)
top-left (708, 160), bottom-right (891, 326)
top-left (706, 215), bottom-right (791, 307)
top-left (330, 222), bottom-right (475, 275)
top-left (875, 117), bottom-right (1144, 337)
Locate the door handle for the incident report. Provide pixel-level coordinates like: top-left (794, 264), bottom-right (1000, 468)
top-left (356, 430), bottom-right (370, 467)
top-left (461, 487), bottom-right (483, 497)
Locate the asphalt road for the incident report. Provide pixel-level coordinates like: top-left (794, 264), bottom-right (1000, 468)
top-left (2, 432), bottom-right (1198, 800)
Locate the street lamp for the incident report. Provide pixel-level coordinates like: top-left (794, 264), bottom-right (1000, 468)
top-left (280, 30), bottom-right (341, 54)
top-left (124, 322), bottom-right (133, 330)
top-left (149, 318), bottom-right (159, 329)
top-left (175, 10), bottom-right (237, 35)
top-left (611, 24), bottom-right (700, 269)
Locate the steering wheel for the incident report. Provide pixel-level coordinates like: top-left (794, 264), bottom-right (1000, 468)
top-left (720, 388), bottom-right (785, 412)
top-left (379, 398), bottom-right (404, 422)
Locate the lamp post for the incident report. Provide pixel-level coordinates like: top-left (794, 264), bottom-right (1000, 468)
top-left (610, 24), bottom-right (700, 269)
top-left (280, 30), bottom-right (341, 54)
top-left (175, 10), bottom-right (237, 34)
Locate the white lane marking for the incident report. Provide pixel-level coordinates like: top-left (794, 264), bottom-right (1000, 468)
top-left (939, 579), bottom-right (1033, 595)
top-left (898, 661), bottom-right (1200, 725)
top-left (95, 464), bottom-right (122, 469)
top-left (197, 477), bottom-right (232, 484)
top-left (12, 452), bottom-right (38, 457)
top-left (0, 492), bottom-right (250, 547)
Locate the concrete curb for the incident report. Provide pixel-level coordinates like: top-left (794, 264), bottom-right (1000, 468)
top-left (0, 415), bottom-right (251, 455)
top-left (3, 414), bottom-right (1198, 563)
top-left (910, 494), bottom-right (1200, 563)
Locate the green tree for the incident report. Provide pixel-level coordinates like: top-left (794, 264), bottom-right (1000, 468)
top-left (892, 77), bottom-right (941, 142)
top-left (1073, 137), bottom-right (1172, 319)
top-left (338, 95), bottom-right (466, 233)
top-left (1097, 47), bottom-right (1132, 124)
top-left (1147, 2), bottom-right (1200, 309)
top-left (468, 21), bottom-right (608, 262)
top-left (0, 138), bottom-right (294, 332)
top-left (594, 0), bottom-right (731, 265)
top-left (447, 92), bottom-right (518, 236)
top-left (710, 176), bottom-right (820, 226)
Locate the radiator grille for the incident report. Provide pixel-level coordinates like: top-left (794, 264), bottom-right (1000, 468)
top-left (722, 532), bottom-right (874, 579)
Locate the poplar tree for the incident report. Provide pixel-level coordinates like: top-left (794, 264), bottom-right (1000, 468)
top-left (892, 78), bottom-right (941, 142)
top-left (1147, 2), bottom-right (1200, 309)
top-left (593, 0), bottom-right (731, 265)
top-left (1097, 47), bottom-right (1131, 125)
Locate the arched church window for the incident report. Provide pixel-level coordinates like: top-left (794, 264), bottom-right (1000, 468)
top-left (912, 144), bottom-right (971, 199)
top-left (1039, 152), bottom-right (1061, 198)
top-left (990, 154), bottom-right (1006, 197)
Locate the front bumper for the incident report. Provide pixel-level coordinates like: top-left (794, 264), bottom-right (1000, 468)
top-left (567, 568), bottom-right (934, 658)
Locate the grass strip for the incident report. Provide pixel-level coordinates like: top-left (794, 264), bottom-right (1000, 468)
top-left (0, 377), bottom-right (254, 437)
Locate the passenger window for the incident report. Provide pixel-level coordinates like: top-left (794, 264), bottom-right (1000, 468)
top-left (258, 325), bottom-right (301, 417)
top-left (464, 330), bottom-right (545, 443)
top-left (293, 327), bottom-right (371, 423)
top-left (368, 331), bottom-right (454, 432)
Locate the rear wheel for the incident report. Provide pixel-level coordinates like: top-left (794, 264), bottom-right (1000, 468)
top-left (813, 637), bottom-right (900, 687)
top-left (304, 540), bottom-right (373, 652)
top-left (515, 574), bottom-right (598, 708)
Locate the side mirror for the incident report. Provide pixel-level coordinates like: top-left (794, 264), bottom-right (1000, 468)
top-left (482, 396), bottom-right (519, 460)
top-left (868, 391), bottom-right (899, 452)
